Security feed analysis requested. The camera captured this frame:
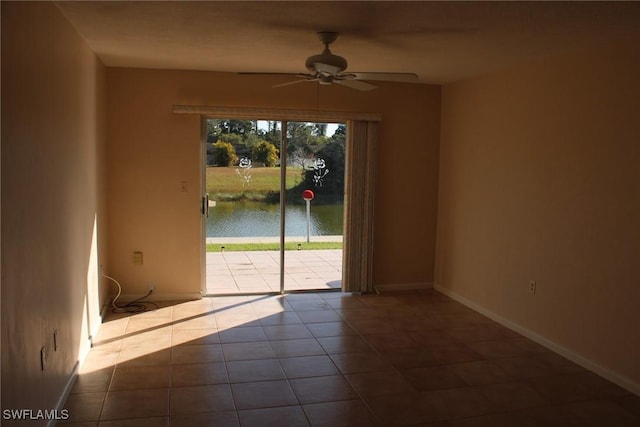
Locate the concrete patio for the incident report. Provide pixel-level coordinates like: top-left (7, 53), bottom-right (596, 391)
top-left (205, 238), bottom-right (343, 294)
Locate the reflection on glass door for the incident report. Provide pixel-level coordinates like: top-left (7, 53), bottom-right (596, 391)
top-left (203, 118), bottom-right (344, 295)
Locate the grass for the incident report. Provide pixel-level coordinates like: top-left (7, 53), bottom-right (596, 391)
top-left (207, 166), bottom-right (304, 201)
top-left (206, 241), bottom-right (343, 252)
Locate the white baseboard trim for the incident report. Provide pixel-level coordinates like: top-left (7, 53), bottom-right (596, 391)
top-left (48, 360), bottom-right (79, 427)
top-left (100, 300), bottom-right (110, 322)
top-left (375, 282), bottom-right (433, 293)
top-left (434, 283), bottom-right (640, 396)
top-left (118, 292), bottom-right (203, 302)
top-left (78, 332), bottom-right (94, 370)
top-left (90, 314), bottom-right (102, 346)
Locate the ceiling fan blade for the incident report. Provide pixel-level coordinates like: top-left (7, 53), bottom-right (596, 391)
top-left (238, 72), bottom-right (311, 78)
top-left (272, 78), bottom-right (317, 88)
top-left (238, 72), bottom-right (318, 88)
top-left (351, 72), bottom-right (419, 82)
top-left (335, 79), bottom-right (377, 91)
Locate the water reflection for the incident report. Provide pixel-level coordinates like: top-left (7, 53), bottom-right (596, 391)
top-left (207, 201), bottom-right (343, 238)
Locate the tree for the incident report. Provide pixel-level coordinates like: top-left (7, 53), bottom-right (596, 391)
top-left (215, 133), bottom-right (243, 145)
top-left (332, 124), bottom-right (346, 141)
top-left (287, 122), bottom-right (314, 156)
top-left (212, 141), bottom-right (238, 166)
top-left (206, 120), bottom-right (221, 143)
top-left (216, 132), bottom-right (249, 159)
top-left (302, 138), bottom-right (345, 201)
top-left (259, 121), bottom-right (282, 149)
top-left (252, 140), bottom-right (279, 167)
top-left (207, 119), bottom-right (256, 143)
top-left (313, 123), bottom-right (328, 137)
top-left (213, 119), bottom-right (254, 136)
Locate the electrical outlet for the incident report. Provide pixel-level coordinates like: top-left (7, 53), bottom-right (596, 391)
top-left (148, 283), bottom-right (156, 292)
top-left (133, 251), bottom-right (143, 265)
top-left (529, 280), bottom-right (537, 295)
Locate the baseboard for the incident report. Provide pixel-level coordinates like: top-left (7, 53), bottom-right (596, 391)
top-left (99, 300), bottom-right (110, 322)
top-left (434, 283), bottom-right (640, 396)
top-left (48, 360), bottom-right (79, 427)
top-left (90, 310), bottom-right (102, 346)
top-left (118, 292), bottom-right (203, 302)
top-left (375, 282), bottom-right (433, 293)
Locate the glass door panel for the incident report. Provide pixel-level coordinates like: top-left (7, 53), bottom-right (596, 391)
top-left (283, 122), bottom-right (345, 291)
top-left (204, 119), bottom-right (283, 294)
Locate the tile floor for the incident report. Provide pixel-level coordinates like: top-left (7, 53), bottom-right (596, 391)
top-left (206, 250), bottom-right (343, 294)
top-left (62, 290), bottom-right (639, 426)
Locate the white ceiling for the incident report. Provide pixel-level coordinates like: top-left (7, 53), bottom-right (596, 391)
top-left (56, 1), bottom-right (640, 84)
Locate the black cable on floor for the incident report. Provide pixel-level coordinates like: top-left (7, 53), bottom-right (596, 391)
top-left (103, 274), bottom-right (159, 313)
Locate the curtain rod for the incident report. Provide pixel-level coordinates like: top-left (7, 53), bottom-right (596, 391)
top-left (172, 105), bottom-right (381, 122)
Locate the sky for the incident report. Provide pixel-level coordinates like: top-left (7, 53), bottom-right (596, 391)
top-left (256, 121), bottom-right (339, 136)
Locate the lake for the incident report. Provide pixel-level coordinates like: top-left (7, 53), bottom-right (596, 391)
top-left (206, 201), bottom-right (344, 237)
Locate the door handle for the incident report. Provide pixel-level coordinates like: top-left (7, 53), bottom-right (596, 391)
top-left (202, 194), bottom-right (210, 217)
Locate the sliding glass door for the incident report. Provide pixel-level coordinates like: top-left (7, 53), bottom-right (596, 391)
top-left (203, 118), bottom-right (344, 295)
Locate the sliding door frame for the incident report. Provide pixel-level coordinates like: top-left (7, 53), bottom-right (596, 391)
top-left (178, 105), bottom-right (380, 294)
top-left (279, 121), bottom-right (287, 294)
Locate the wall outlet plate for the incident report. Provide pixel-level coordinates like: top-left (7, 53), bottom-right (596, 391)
top-left (529, 280), bottom-right (537, 294)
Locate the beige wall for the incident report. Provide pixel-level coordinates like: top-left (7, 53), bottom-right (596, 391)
top-left (1, 1), bottom-right (107, 416)
top-left (436, 43), bottom-right (640, 391)
top-left (106, 68), bottom-right (441, 295)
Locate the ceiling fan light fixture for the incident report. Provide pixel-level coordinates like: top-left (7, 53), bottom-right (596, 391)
top-left (305, 51), bottom-right (348, 74)
top-left (318, 75), bottom-right (334, 85)
top-left (314, 62), bottom-right (346, 77)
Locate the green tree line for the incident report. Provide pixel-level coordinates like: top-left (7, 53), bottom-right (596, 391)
top-left (207, 119), bottom-right (346, 203)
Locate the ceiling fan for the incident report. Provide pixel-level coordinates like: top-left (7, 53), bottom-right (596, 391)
top-left (245, 31), bottom-right (419, 91)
